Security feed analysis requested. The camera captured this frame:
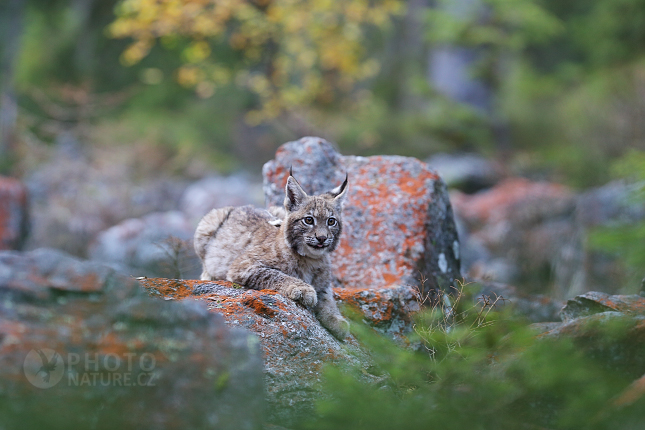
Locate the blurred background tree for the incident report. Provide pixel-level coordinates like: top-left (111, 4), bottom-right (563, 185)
top-left (1, 0), bottom-right (645, 180)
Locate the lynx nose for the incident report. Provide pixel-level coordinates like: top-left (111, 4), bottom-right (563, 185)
top-left (316, 235), bottom-right (327, 244)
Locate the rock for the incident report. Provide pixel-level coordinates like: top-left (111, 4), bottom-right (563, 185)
top-left (534, 292), bottom-right (645, 376)
top-left (334, 285), bottom-right (421, 343)
top-left (263, 137), bottom-right (461, 294)
top-left (576, 181), bottom-right (645, 227)
top-left (180, 175), bottom-right (264, 224)
top-left (561, 292), bottom-right (645, 322)
top-left (540, 312), bottom-right (645, 376)
top-left (0, 176), bottom-right (29, 251)
top-left (452, 177), bottom-right (575, 228)
top-left (0, 248), bottom-right (135, 300)
top-left (451, 177), bottom-right (581, 297)
top-left (0, 250), bottom-right (264, 429)
top-left (574, 181), bottom-right (645, 293)
top-left (88, 211), bottom-right (200, 279)
top-left (426, 152), bottom-right (503, 193)
top-left (24, 144), bottom-right (187, 257)
top-left (139, 277), bottom-right (422, 425)
top-left (474, 280), bottom-right (564, 323)
top-left (453, 177), bottom-right (645, 298)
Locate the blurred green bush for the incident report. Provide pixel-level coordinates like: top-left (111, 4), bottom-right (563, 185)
top-left (296, 287), bottom-right (644, 430)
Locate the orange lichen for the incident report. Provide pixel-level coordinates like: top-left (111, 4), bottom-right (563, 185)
top-left (382, 273), bottom-right (398, 285)
top-left (334, 287), bottom-right (396, 324)
top-left (452, 178), bottom-right (572, 225)
top-left (139, 278), bottom-right (241, 300)
top-left (242, 296), bottom-right (277, 318)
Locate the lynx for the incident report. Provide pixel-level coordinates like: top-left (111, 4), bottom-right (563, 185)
top-left (194, 172), bottom-right (350, 339)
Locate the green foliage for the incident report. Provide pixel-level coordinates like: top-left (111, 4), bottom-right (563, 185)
top-left (426, 0), bottom-right (563, 52)
top-left (296, 297), bottom-right (643, 430)
top-left (109, 0), bottom-right (404, 122)
top-left (588, 150), bottom-right (645, 289)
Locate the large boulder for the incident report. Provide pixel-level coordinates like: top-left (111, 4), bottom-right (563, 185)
top-left (0, 250), bottom-right (264, 430)
top-left (263, 137), bottom-right (461, 294)
top-left (139, 277), bottom-right (421, 425)
top-left (0, 176), bottom-right (29, 251)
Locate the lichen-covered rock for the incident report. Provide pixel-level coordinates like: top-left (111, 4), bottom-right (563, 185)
top-left (0, 176), bottom-right (29, 251)
top-left (139, 277), bottom-right (422, 425)
top-left (88, 211), bottom-right (200, 279)
top-left (561, 292), bottom-right (645, 322)
top-left (453, 178), bottom-right (645, 298)
top-left (0, 250), bottom-right (264, 430)
top-left (263, 137), bottom-right (461, 293)
top-left (451, 177), bottom-right (580, 296)
top-left (334, 285), bottom-right (421, 343)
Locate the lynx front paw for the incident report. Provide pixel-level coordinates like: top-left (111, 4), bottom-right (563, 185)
top-left (287, 284), bottom-right (318, 307)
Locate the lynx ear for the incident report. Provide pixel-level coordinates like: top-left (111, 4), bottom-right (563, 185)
top-left (331, 174), bottom-right (348, 207)
top-left (284, 174), bottom-right (308, 211)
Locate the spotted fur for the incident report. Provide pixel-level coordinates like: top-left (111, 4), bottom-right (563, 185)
top-left (194, 174), bottom-right (349, 339)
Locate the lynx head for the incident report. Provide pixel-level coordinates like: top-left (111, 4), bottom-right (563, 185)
top-left (283, 172), bottom-right (348, 258)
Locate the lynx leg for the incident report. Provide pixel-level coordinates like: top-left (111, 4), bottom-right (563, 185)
top-left (200, 270), bottom-right (215, 281)
top-left (314, 286), bottom-right (349, 340)
top-left (227, 262), bottom-right (318, 307)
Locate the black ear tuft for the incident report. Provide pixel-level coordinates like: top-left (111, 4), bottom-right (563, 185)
top-left (331, 173), bottom-right (348, 205)
top-left (284, 175), bottom-right (308, 211)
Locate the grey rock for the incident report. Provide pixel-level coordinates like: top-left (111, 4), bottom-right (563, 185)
top-left (540, 311), bottom-right (645, 376)
top-left (24, 148), bottom-right (187, 257)
top-left (180, 175), bottom-right (264, 224)
top-left (139, 278), bottom-right (422, 426)
top-left (89, 211), bottom-right (201, 279)
top-left (0, 248), bottom-right (135, 300)
top-left (576, 180), bottom-right (645, 227)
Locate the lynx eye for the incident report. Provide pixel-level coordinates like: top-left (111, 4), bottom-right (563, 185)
top-left (303, 216), bottom-right (315, 225)
top-left (327, 217), bottom-right (337, 226)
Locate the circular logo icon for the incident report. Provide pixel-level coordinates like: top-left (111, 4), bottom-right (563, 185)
top-left (23, 349), bottom-right (64, 389)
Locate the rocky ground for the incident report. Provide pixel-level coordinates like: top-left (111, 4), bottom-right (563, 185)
top-left (1, 136), bottom-right (645, 427)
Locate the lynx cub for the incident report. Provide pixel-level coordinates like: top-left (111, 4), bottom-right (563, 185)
top-left (194, 173), bottom-right (350, 339)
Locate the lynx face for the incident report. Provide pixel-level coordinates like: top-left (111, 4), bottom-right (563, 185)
top-left (283, 175), bottom-right (347, 259)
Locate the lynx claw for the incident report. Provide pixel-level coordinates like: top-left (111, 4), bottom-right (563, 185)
top-left (289, 285), bottom-right (318, 307)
